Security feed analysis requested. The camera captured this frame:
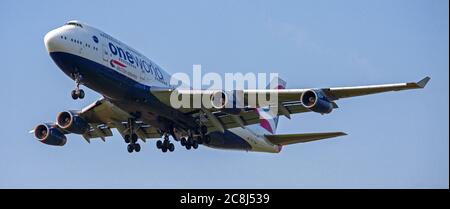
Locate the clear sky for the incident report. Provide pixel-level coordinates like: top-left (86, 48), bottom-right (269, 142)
top-left (0, 0), bottom-right (448, 188)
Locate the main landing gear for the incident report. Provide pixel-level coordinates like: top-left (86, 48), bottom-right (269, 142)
top-left (155, 125), bottom-right (210, 153)
top-left (124, 118), bottom-right (141, 153)
top-left (179, 125), bottom-right (210, 150)
top-left (156, 134), bottom-right (175, 153)
top-left (71, 72), bottom-right (85, 100)
top-left (180, 136), bottom-right (199, 150)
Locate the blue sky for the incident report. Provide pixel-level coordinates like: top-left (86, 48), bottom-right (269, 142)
top-left (0, 0), bottom-right (448, 188)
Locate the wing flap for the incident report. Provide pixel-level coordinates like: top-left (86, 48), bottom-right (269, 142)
top-left (82, 125), bottom-right (113, 142)
top-left (76, 98), bottom-right (162, 142)
top-left (201, 102), bottom-right (330, 132)
top-left (265, 132), bottom-right (347, 145)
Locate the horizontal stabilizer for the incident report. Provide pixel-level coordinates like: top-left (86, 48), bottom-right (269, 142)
top-left (416, 76), bottom-right (431, 88)
top-left (265, 132), bottom-right (347, 145)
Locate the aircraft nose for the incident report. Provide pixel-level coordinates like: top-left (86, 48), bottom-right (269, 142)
top-left (44, 28), bottom-right (64, 52)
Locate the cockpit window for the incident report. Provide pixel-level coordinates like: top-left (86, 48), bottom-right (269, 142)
top-left (65, 22), bottom-right (83, 28)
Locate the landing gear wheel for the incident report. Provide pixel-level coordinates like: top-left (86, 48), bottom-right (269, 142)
top-left (156, 140), bottom-right (163, 149)
top-left (134, 143), bottom-right (141, 152)
top-left (185, 144), bottom-right (191, 150)
top-left (71, 90), bottom-right (78, 100)
top-left (187, 137), bottom-right (193, 145)
top-left (127, 144), bottom-right (134, 153)
top-left (163, 139), bottom-right (170, 148)
top-left (71, 89), bottom-right (85, 100)
top-left (78, 89), bottom-right (85, 99)
top-left (180, 138), bottom-right (187, 146)
top-left (161, 146), bottom-right (168, 153)
top-left (192, 140), bottom-right (199, 149)
top-left (168, 143), bottom-right (175, 152)
top-left (124, 135), bottom-right (131, 143)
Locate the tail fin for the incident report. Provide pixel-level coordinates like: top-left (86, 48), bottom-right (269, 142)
top-left (256, 77), bottom-right (286, 134)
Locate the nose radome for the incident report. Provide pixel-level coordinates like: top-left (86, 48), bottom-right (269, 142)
top-left (44, 28), bottom-right (63, 52)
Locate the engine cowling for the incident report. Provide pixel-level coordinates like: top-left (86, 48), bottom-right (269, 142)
top-left (209, 90), bottom-right (244, 115)
top-left (300, 89), bottom-right (333, 114)
top-left (56, 111), bottom-right (89, 134)
top-left (34, 123), bottom-right (67, 146)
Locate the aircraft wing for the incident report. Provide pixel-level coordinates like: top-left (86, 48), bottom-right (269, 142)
top-left (152, 77), bottom-right (430, 109)
top-left (151, 77), bottom-right (429, 132)
top-left (75, 98), bottom-right (161, 142)
top-left (39, 77), bottom-right (429, 141)
top-left (320, 76), bottom-right (431, 100)
top-left (242, 76), bottom-right (431, 102)
top-left (265, 132), bottom-right (347, 145)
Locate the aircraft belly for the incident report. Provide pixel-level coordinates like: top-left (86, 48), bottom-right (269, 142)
top-left (205, 130), bottom-right (252, 151)
top-left (228, 128), bottom-right (280, 153)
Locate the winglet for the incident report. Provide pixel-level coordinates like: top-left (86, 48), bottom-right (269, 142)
top-left (416, 76), bottom-right (431, 88)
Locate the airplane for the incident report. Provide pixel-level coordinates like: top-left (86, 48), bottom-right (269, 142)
top-left (31, 20), bottom-right (430, 154)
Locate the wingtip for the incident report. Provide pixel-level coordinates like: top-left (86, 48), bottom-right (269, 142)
top-left (329, 132), bottom-right (347, 137)
top-left (417, 76), bottom-right (431, 88)
top-left (338, 132), bottom-right (348, 136)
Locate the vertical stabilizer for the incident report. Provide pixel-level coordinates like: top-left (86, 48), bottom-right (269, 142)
top-left (256, 77), bottom-right (286, 134)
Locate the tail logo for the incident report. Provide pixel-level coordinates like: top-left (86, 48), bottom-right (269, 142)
top-left (256, 77), bottom-right (286, 134)
top-left (257, 108), bottom-right (277, 134)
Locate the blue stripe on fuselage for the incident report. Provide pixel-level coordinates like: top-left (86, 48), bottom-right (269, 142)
top-left (206, 130), bottom-right (252, 151)
top-left (49, 52), bottom-right (150, 100)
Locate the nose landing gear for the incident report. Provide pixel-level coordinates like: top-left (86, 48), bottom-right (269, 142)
top-left (71, 72), bottom-right (85, 100)
top-left (71, 89), bottom-right (85, 100)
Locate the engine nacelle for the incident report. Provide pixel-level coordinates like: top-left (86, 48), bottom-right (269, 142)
top-left (56, 111), bottom-right (89, 134)
top-left (34, 123), bottom-right (67, 146)
top-left (209, 90), bottom-right (245, 115)
top-left (300, 89), bottom-right (333, 114)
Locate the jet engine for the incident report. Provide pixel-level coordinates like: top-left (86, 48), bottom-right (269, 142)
top-left (56, 111), bottom-right (90, 134)
top-left (209, 90), bottom-right (245, 115)
top-left (300, 89), bottom-right (333, 114)
top-left (33, 123), bottom-right (67, 146)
